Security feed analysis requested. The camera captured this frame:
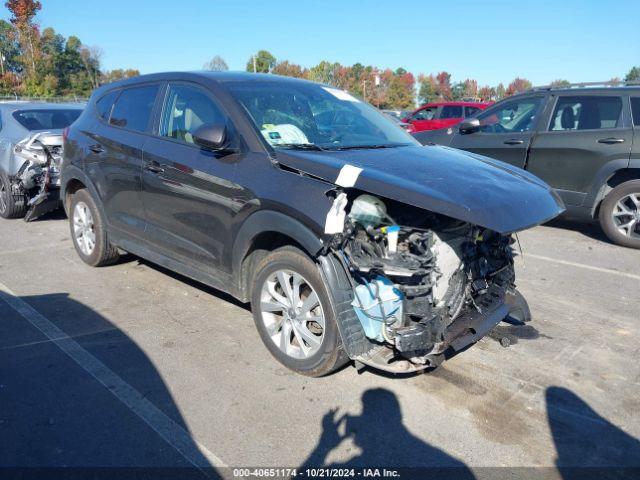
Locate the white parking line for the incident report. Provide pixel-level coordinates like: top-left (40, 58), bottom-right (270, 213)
top-left (0, 280), bottom-right (227, 477)
top-left (526, 253), bottom-right (640, 281)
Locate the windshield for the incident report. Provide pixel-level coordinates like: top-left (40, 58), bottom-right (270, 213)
top-left (225, 81), bottom-right (418, 150)
top-left (13, 109), bottom-right (82, 131)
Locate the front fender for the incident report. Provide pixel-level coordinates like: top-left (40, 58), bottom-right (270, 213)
top-left (231, 209), bottom-right (325, 298)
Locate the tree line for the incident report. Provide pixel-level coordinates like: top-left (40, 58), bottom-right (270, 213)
top-left (203, 50), bottom-right (640, 111)
top-left (0, 0), bottom-right (138, 98)
top-left (2, 1), bottom-right (638, 106)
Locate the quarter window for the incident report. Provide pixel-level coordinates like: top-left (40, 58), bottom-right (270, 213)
top-left (549, 96), bottom-right (622, 131)
top-left (96, 90), bottom-right (119, 121)
top-left (631, 98), bottom-right (640, 126)
top-left (477, 97), bottom-right (543, 133)
top-left (160, 84), bottom-right (225, 144)
top-left (109, 84), bottom-right (159, 133)
top-left (440, 105), bottom-right (463, 119)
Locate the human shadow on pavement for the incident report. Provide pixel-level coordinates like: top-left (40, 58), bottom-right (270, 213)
top-left (300, 388), bottom-right (474, 479)
top-left (546, 386), bottom-right (640, 479)
top-left (0, 291), bottom-right (218, 480)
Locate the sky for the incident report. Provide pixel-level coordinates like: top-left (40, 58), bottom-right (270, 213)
top-left (1, 0), bottom-right (638, 86)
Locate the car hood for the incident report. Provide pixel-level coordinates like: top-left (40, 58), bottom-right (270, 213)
top-left (274, 144), bottom-right (565, 234)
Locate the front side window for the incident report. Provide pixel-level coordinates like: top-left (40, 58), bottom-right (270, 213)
top-left (412, 107), bottom-right (437, 121)
top-left (629, 97), bottom-right (640, 126)
top-left (225, 81), bottom-right (417, 150)
top-left (160, 84), bottom-right (225, 144)
top-left (440, 105), bottom-right (463, 119)
top-left (13, 109), bottom-right (82, 130)
top-left (109, 84), bottom-right (159, 133)
top-left (464, 106), bottom-right (480, 117)
top-left (549, 96), bottom-right (622, 131)
top-left (477, 97), bottom-right (543, 133)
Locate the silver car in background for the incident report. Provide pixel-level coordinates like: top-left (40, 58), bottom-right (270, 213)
top-left (0, 102), bottom-right (84, 221)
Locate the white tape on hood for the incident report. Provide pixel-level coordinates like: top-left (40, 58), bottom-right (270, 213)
top-left (324, 192), bottom-right (348, 234)
top-left (335, 164), bottom-right (363, 188)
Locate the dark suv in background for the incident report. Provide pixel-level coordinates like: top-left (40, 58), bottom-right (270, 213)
top-left (414, 85), bottom-right (640, 249)
top-left (60, 72), bottom-right (562, 376)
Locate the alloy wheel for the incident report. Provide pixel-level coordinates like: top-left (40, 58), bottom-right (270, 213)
top-left (611, 193), bottom-right (640, 239)
top-left (259, 269), bottom-right (325, 359)
top-left (73, 201), bottom-right (96, 255)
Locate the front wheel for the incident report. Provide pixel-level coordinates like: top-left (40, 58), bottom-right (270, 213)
top-left (599, 180), bottom-right (640, 249)
top-left (250, 246), bottom-right (349, 377)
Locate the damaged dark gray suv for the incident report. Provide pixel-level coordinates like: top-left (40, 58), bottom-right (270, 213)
top-left (61, 72), bottom-right (564, 376)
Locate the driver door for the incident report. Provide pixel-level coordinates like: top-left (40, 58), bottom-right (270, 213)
top-left (407, 106), bottom-right (439, 132)
top-left (451, 95), bottom-right (547, 168)
top-left (140, 82), bottom-right (241, 278)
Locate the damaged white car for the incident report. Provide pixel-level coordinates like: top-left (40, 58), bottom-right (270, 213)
top-left (0, 103), bottom-right (82, 221)
top-left (61, 73), bottom-right (564, 376)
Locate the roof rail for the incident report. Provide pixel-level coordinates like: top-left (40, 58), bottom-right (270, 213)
top-left (527, 80), bottom-right (640, 92)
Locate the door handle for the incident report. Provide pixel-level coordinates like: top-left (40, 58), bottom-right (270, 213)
top-left (598, 137), bottom-right (625, 144)
top-left (503, 139), bottom-right (524, 145)
top-left (89, 144), bottom-right (104, 154)
top-left (144, 162), bottom-right (164, 174)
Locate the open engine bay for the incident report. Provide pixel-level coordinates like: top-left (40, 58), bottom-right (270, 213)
top-left (10, 132), bottom-right (63, 222)
top-left (324, 191), bottom-right (526, 373)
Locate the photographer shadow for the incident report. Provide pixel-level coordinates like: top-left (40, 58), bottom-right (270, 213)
top-left (546, 386), bottom-right (640, 478)
top-left (301, 388), bottom-right (474, 478)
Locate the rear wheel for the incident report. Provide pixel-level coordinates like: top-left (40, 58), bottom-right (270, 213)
top-left (250, 246), bottom-right (349, 377)
top-left (599, 180), bottom-right (640, 249)
top-left (69, 189), bottom-right (120, 266)
top-left (0, 171), bottom-right (26, 219)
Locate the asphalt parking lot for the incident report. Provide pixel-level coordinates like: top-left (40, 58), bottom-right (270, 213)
top-left (1, 213), bottom-right (639, 479)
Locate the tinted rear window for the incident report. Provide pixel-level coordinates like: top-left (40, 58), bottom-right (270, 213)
top-left (550, 96), bottom-right (622, 131)
top-left (631, 98), bottom-right (640, 126)
top-left (109, 84), bottom-right (159, 132)
top-left (13, 109), bottom-right (82, 130)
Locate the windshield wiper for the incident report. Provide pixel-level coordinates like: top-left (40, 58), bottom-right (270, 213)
top-left (276, 143), bottom-right (324, 151)
top-left (328, 143), bottom-right (409, 151)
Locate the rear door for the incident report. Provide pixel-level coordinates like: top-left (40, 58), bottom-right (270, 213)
top-left (84, 83), bottom-right (160, 239)
top-left (450, 95), bottom-right (546, 169)
top-left (140, 81), bottom-right (241, 278)
top-left (526, 94), bottom-right (633, 206)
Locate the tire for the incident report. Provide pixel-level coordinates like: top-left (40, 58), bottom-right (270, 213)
top-left (250, 246), bottom-right (349, 377)
top-left (0, 171), bottom-right (27, 219)
top-left (68, 189), bottom-right (120, 266)
top-left (599, 180), bottom-right (640, 249)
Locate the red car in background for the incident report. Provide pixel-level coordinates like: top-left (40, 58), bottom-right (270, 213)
top-left (403, 101), bottom-right (493, 133)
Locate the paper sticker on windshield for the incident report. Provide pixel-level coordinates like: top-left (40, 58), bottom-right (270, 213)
top-left (335, 164), bottom-right (363, 187)
top-left (322, 87), bottom-right (360, 103)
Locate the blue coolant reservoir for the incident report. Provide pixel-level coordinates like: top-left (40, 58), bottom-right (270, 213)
top-left (351, 275), bottom-right (403, 342)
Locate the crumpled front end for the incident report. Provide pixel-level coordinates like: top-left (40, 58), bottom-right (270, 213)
top-left (11, 132), bottom-right (64, 221)
top-left (321, 191), bottom-right (528, 373)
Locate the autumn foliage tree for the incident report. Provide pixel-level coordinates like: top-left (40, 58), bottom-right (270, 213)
top-left (506, 77), bottom-right (533, 96)
top-left (0, 0), bottom-right (137, 97)
top-left (5, 0), bottom-right (41, 75)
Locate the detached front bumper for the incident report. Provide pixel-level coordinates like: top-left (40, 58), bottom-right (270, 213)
top-left (24, 187), bottom-right (61, 222)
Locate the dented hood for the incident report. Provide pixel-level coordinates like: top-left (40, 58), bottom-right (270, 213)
top-left (275, 144), bottom-right (565, 234)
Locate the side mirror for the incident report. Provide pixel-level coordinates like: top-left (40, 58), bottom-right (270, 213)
top-left (459, 118), bottom-right (480, 134)
top-left (193, 123), bottom-right (228, 150)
